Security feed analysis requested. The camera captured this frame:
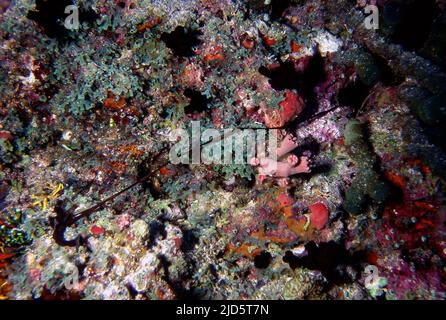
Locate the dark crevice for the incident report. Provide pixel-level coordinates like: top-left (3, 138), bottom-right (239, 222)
top-left (208, 263), bottom-right (218, 279)
top-left (297, 51), bottom-right (327, 119)
top-left (258, 60), bottom-right (301, 91)
top-left (258, 52), bottom-right (326, 107)
top-left (368, 50), bottom-right (404, 86)
top-left (160, 26), bottom-right (202, 57)
top-left (27, 0), bottom-right (73, 39)
top-left (125, 283), bottom-right (138, 299)
top-left (254, 250), bottom-right (272, 269)
top-left (248, 0), bottom-right (295, 21)
top-left (384, 0), bottom-right (438, 51)
top-left (184, 89), bottom-right (211, 116)
top-left (337, 80), bottom-right (371, 111)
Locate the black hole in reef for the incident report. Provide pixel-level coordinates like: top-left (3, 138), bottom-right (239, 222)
top-left (258, 51), bottom-right (326, 99)
top-left (27, 0), bottom-right (99, 40)
top-left (259, 61), bottom-right (301, 91)
top-left (385, 0), bottom-right (438, 51)
top-left (118, 1), bottom-right (126, 9)
top-left (337, 80), bottom-right (371, 111)
top-left (298, 50), bottom-right (327, 119)
top-left (209, 264), bottom-right (218, 279)
top-left (283, 241), bottom-right (366, 285)
top-left (27, 0), bottom-right (74, 39)
top-left (184, 89), bottom-right (211, 115)
top-left (159, 108), bottom-right (171, 119)
top-left (270, 0), bottom-right (293, 20)
top-left (254, 250), bottom-right (272, 269)
top-left (161, 26), bottom-right (202, 57)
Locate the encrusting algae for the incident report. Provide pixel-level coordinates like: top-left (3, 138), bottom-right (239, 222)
top-left (0, 0), bottom-right (445, 301)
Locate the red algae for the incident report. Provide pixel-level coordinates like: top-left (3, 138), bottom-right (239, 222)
top-left (309, 202), bottom-right (329, 230)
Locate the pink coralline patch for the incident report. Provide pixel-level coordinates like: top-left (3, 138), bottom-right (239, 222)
top-left (291, 55), bottom-right (312, 72)
top-left (277, 134), bottom-right (299, 158)
top-left (309, 202), bottom-right (329, 230)
top-left (29, 268), bottom-right (41, 282)
top-left (90, 225), bottom-right (105, 236)
top-left (250, 133), bottom-right (311, 181)
top-left (253, 156), bottom-right (310, 178)
top-left (116, 214), bottom-right (132, 231)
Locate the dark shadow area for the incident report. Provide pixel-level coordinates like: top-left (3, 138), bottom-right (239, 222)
top-left (0, 182), bottom-right (9, 212)
top-left (283, 241), bottom-right (367, 285)
top-left (245, 0), bottom-right (295, 20)
top-left (371, 51), bottom-right (404, 86)
top-left (180, 228), bottom-right (199, 253)
top-left (337, 80), bottom-right (371, 111)
top-left (147, 220), bottom-right (167, 249)
top-left (421, 11), bottom-right (446, 69)
top-left (136, 161), bottom-right (164, 199)
top-left (383, 0), bottom-right (438, 51)
top-left (270, 0), bottom-right (293, 20)
top-left (27, 0), bottom-right (98, 40)
top-left (290, 138), bottom-right (332, 178)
